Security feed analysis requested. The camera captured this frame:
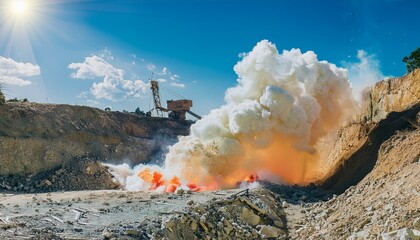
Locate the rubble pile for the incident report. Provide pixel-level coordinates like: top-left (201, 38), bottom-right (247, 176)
top-left (0, 188), bottom-right (290, 240)
top-left (0, 158), bottom-right (117, 193)
top-left (155, 189), bottom-right (287, 240)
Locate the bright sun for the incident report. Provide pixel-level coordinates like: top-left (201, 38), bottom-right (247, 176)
top-left (11, 0), bottom-right (29, 17)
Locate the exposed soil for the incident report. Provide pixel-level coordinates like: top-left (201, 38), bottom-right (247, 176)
top-left (287, 128), bottom-right (420, 239)
top-left (321, 104), bottom-right (420, 194)
top-left (0, 102), bottom-right (191, 176)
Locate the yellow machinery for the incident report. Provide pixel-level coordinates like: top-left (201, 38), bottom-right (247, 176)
top-left (150, 80), bottom-right (201, 121)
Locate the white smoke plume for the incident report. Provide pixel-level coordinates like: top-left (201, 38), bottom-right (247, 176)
top-left (107, 40), bottom-right (355, 191)
top-left (343, 50), bottom-right (390, 101)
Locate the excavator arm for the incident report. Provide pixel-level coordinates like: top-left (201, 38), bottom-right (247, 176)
top-left (187, 110), bottom-right (201, 120)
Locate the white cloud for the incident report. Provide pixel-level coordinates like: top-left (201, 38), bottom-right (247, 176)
top-left (238, 52), bottom-right (247, 58)
top-left (86, 99), bottom-right (100, 107)
top-left (0, 56), bottom-right (40, 86)
top-left (69, 55), bottom-right (148, 101)
top-left (170, 74), bottom-right (180, 81)
top-left (76, 91), bottom-right (89, 99)
top-left (146, 64), bottom-right (156, 71)
top-left (170, 82), bottom-right (185, 88)
top-left (70, 51), bottom-right (186, 101)
top-left (90, 76), bottom-right (120, 100)
top-left (0, 76), bottom-right (31, 86)
top-left (122, 79), bottom-right (149, 98)
top-left (161, 67), bottom-right (168, 75)
top-left (342, 50), bottom-right (390, 101)
top-left (155, 66), bottom-right (183, 88)
top-left (100, 48), bottom-right (114, 60)
top-left (68, 55), bottom-right (123, 80)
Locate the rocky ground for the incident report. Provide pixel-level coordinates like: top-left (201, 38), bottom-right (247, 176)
top-left (0, 187), bottom-right (290, 240)
top-left (0, 158), bottom-right (118, 193)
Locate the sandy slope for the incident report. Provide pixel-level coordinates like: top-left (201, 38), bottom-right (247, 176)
top-left (287, 129), bottom-right (420, 239)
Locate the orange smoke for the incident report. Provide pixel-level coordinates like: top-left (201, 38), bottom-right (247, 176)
top-left (161, 134), bottom-right (323, 191)
top-left (134, 134), bottom-right (323, 193)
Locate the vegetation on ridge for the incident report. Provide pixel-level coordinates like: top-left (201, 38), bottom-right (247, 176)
top-left (0, 84), bottom-right (5, 105)
top-left (403, 47), bottom-right (420, 73)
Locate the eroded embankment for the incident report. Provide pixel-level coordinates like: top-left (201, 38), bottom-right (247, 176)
top-left (317, 69), bottom-right (420, 194)
top-left (0, 103), bottom-right (191, 192)
top-left (321, 104), bottom-right (420, 193)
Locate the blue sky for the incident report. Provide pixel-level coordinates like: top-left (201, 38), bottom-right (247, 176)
top-left (0, 0), bottom-right (419, 116)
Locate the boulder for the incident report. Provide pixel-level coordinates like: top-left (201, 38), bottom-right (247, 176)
top-left (240, 207), bottom-right (261, 226)
top-left (258, 225), bottom-right (284, 238)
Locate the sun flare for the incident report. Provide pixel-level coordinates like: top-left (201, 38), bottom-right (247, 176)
top-left (10, 0), bottom-right (29, 17)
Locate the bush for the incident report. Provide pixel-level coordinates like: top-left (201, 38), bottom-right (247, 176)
top-left (0, 93), bottom-right (5, 105)
top-left (134, 107), bottom-right (145, 115)
top-left (0, 85), bottom-right (5, 105)
top-left (403, 48), bottom-right (420, 73)
top-left (5, 97), bottom-right (29, 103)
top-left (7, 98), bottom-right (19, 102)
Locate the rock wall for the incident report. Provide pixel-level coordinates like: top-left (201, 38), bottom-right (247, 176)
top-left (358, 69), bottom-right (420, 123)
top-left (0, 103), bottom-right (191, 176)
top-left (317, 69), bottom-right (420, 192)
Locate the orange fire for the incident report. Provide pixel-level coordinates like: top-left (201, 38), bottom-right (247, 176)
top-left (137, 167), bottom-right (261, 193)
top-left (137, 169), bottom-right (220, 193)
top-left (244, 174), bottom-right (259, 183)
top-left (138, 169), bottom-right (179, 192)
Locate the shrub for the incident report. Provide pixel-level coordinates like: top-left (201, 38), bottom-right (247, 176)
top-left (403, 47), bottom-right (420, 73)
top-left (0, 85), bottom-right (5, 105)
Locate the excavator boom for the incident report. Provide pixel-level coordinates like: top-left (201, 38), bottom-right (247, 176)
top-left (150, 80), bottom-right (165, 117)
top-left (187, 110), bottom-right (201, 120)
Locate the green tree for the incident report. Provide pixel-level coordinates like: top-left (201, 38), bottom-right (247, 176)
top-left (134, 107), bottom-right (145, 115)
top-left (7, 98), bottom-right (19, 102)
top-left (403, 48), bottom-right (420, 73)
top-left (0, 84), bottom-right (5, 105)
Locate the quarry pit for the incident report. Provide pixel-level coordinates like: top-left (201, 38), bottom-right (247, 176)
top-left (1, 66), bottom-right (419, 239)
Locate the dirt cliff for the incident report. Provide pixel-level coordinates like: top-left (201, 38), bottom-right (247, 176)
top-left (0, 103), bottom-right (190, 177)
top-left (317, 69), bottom-right (420, 193)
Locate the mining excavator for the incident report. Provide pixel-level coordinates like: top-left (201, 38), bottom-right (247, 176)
top-left (149, 79), bottom-right (201, 121)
